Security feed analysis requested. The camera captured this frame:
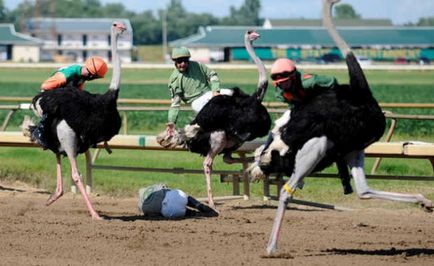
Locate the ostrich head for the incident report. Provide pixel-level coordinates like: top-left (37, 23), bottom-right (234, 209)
top-left (246, 30), bottom-right (260, 42)
top-left (112, 21), bottom-right (127, 35)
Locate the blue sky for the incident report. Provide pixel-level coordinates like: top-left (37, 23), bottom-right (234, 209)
top-left (4, 0), bottom-right (434, 25)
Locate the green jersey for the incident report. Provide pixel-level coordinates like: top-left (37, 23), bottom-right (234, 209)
top-left (54, 64), bottom-right (86, 89)
top-left (275, 70), bottom-right (338, 107)
top-left (167, 61), bottom-right (220, 124)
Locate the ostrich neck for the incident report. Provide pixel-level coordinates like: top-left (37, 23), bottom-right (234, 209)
top-left (322, 0), bottom-right (351, 57)
top-left (244, 35), bottom-right (267, 99)
top-left (109, 30), bottom-right (121, 91)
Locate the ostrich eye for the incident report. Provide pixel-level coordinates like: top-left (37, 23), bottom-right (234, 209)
top-left (113, 23), bottom-right (117, 26)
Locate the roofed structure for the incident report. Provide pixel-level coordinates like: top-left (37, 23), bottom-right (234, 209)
top-left (25, 18), bottom-right (133, 63)
top-left (171, 26), bottom-right (434, 49)
top-left (0, 24), bottom-right (41, 62)
top-left (0, 24), bottom-right (42, 45)
top-left (26, 17), bottom-right (133, 34)
top-left (263, 18), bottom-right (393, 28)
top-left (170, 25), bottom-right (434, 63)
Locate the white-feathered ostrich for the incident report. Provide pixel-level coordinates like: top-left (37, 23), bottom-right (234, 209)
top-left (249, 0), bottom-right (433, 255)
top-left (29, 21), bottom-right (126, 220)
top-left (158, 30), bottom-right (271, 209)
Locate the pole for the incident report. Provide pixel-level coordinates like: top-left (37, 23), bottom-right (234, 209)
top-left (162, 10), bottom-right (168, 62)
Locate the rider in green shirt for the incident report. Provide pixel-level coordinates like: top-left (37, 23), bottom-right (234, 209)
top-left (166, 47), bottom-right (232, 136)
top-left (32, 56), bottom-right (108, 149)
top-left (261, 58), bottom-right (340, 190)
top-left (271, 58), bottom-right (338, 107)
top-left (40, 56), bottom-right (108, 91)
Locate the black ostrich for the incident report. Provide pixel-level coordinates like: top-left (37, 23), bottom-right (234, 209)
top-left (29, 21), bottom-right (126, 220)
top-left (249, 0), bottom-right (433, 255)
top-left (158, 30), bottom-right (271, 209)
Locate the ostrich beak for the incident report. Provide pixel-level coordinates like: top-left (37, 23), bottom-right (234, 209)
top-left (246, 30), bottom-right (260, 42)
top-left (113, 22), bottom-right (127, 33)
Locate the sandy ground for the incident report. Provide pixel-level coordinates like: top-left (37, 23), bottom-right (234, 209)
top-left (1, 182), bottom-right (433, 266)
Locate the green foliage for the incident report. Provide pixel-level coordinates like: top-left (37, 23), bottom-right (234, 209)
top-left (0, 0), bottom-right (8, 22)
top-left (130, 11), bottom-right (161, 45)
top-left (164, 0), bottom-right (220, 42)
top-left (221, 0), bottom-right (261, 26)
top-left (416, 17), bottom-right (434, 26)
top-left (334, 3), bottom-right (361, 19)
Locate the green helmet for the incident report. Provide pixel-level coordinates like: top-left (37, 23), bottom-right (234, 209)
top-left (171, 47), bottom-right (191, 59)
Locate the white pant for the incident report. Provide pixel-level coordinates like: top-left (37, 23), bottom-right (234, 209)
top-left (191, 89), bottom-right (233, 113)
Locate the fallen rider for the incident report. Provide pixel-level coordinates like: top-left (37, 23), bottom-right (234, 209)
top-left (138, 184), bottom-right (218, 218)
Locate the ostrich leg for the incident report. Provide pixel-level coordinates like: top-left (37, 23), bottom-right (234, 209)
top-left (58, 121), bottom-right (102, 220)
top-left (202, 132), bottom-right (227, 210)
top-left (336, 159), bottom-right (353, 195)
top-left (347, 151), bottom-right (433, 212)
top-left (67, 154), bottom-right (102, 220)
top-left (267, 137), bottom-right (332, 255)
top-left (203, 154), bottom-right (217, 209)
top-left (46, 153), bottom-right (64, 206)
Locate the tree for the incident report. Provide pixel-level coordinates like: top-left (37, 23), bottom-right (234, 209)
top-left (222, 0), bottom-right (261, 26)
top-left (0, 0), bottom-right (9, 22)
top-left (130, 11), bottom-right (160, 44)
top-left (334, 3), bottom-right (361, 19)
top-left (416, 17), bottom-right (434, 26)
top-left (164, 0), bottom-right (219, 42)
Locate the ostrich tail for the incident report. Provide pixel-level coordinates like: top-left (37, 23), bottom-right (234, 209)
top-left (21, 115), bottom-right (35, 137)
top-left (346, 52), bottom-right (370, 92)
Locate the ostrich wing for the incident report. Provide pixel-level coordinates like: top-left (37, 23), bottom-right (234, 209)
top-left (34, 86), bottom-right (121, 147)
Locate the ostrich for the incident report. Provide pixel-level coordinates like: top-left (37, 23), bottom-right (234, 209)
top-left (249, 0), bottom-right (433, 255)
top-left (158, 30), bottom-right (271, 209)
top-left (29, 21), bottom-right (126, 220)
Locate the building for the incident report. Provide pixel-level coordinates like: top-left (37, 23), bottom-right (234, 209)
top-left (0, 24), bottom-right (42, 62)
top-left (25, 18), bottom-right (133, 63)
top-left (170, 25), bottom-right (434, 63)
top-left (262, 18), bottom-right (393, 28)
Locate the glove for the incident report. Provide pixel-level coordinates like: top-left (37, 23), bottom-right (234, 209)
top-left (166, 122), bottom-right (175, 137)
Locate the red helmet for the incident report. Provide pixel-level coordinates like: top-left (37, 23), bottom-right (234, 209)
top-left (270, 58), bottom-right (296, 87)
top-left (84, 56), bottom-right (108, 78)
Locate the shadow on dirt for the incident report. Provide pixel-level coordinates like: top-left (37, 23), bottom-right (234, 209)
top-left (0, 185), bottom-right (49, 194)
top-left (101, 209), bottom-right (219, 222)
top-left (324, 247), bottom-right (434, 256)
top-left (231, 204), bottom-right (325, 212)
top-left (0, 185), bottom-right (25, 192)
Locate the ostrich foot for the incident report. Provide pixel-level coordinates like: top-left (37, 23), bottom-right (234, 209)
top-left (92, 213), bottom-right (103, 220)
top-left (205, 197), bottom-right (220, 215)
top-left (46, 191), bottom-right (63, 206)
top-left (421, 200), bottom-right (433, 213)
top-left (198, 203), bottom-right (219, 216)
top-left (248, 162), bottom-right (267, 182)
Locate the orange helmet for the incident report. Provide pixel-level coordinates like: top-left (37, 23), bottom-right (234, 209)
top-left (84, 56), bottom-right (108, 78)
top-left (270, 58), bottom-right (296, 87)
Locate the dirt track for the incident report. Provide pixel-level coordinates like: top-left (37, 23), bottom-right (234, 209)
top-left (1, 182), bottom-right (433, 266)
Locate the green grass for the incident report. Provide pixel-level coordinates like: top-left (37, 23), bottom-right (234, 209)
top-left (136, 45), bottom-right (166, 63)
top-left (0, 67), bottom-right (434, 203)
